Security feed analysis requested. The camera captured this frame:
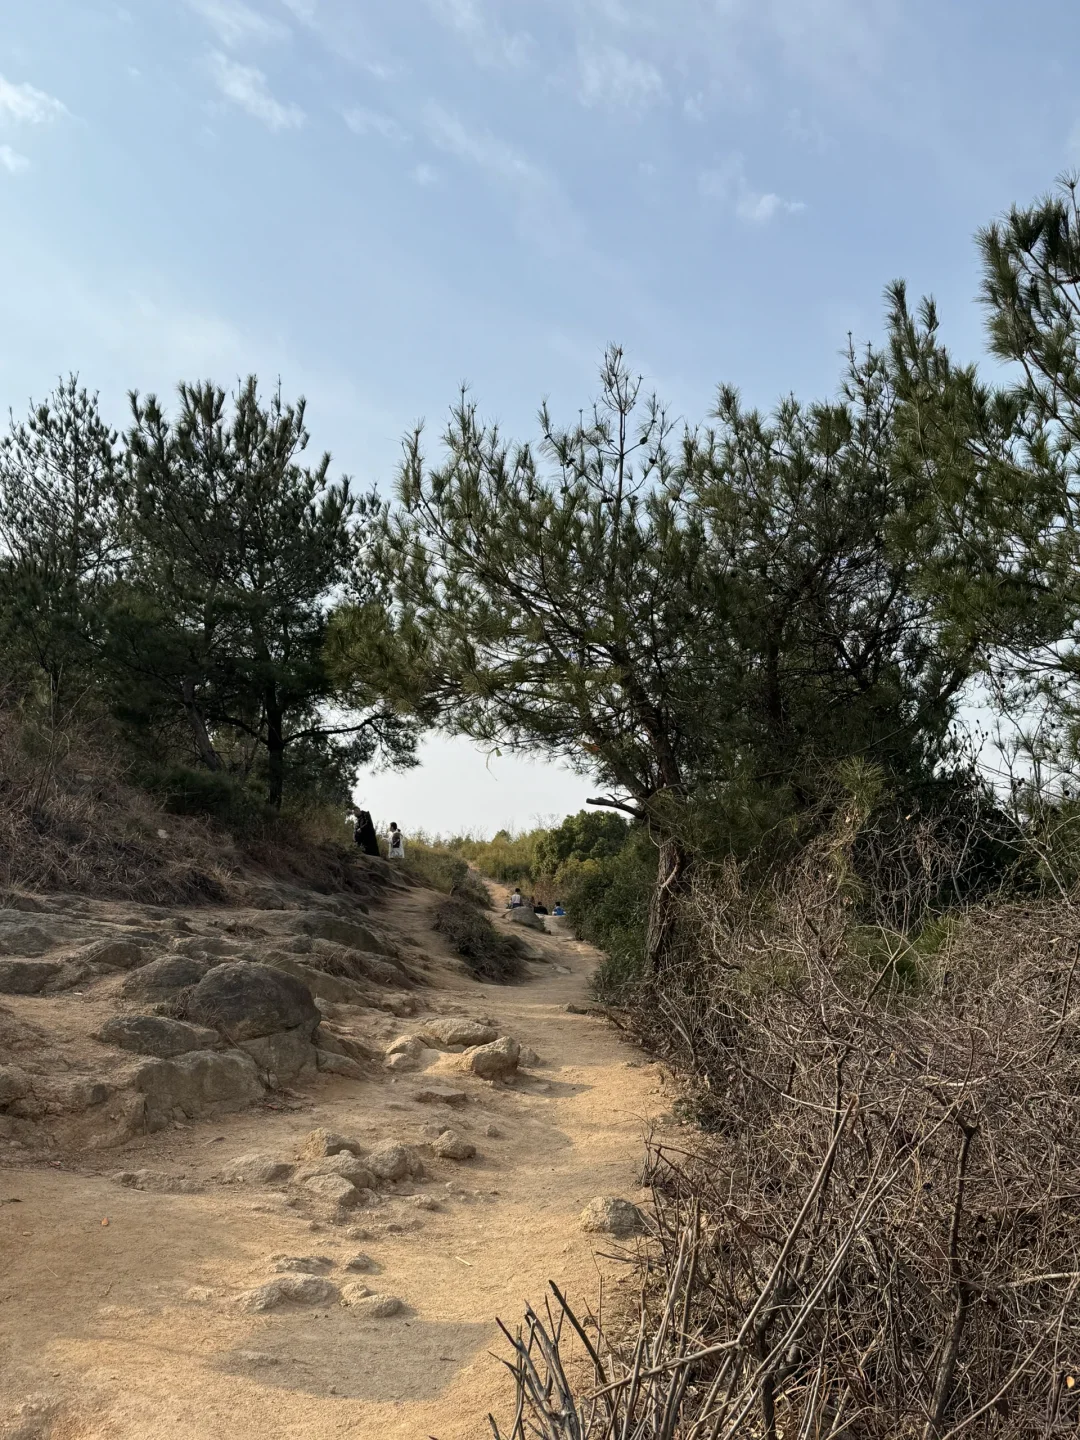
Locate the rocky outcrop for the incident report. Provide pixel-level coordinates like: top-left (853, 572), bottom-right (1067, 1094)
top-left (184, 962), bottom-right (320, 1082)
top-left (134, 1049), bottom-right (264, 1131)
top-left (96, 1014), bottom-right (221, 1059)
top-left (122, 954), bottom-right (214, 1002)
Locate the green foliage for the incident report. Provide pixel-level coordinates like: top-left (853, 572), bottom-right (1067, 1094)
top-left (403, 837), bottom-right (492, 906)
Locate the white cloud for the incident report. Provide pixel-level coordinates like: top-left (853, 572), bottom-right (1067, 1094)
top-left (344, 107), bottom-right (409, 143)
top-left (0, 145), bottom-right (30, 175)
top-left (187, 0), bottom-right (289, 46)
top-left (206, 53), bottom-right (305, 130)
top-left (423, 103), bottom-right (581, 251)
top-left (699, 155), bottom-right (804, 225)
top-left (412, 162), bottom-right (439, 186)
top-left (279, 0), bottom-right (316, 18)
top-left (577, 46), bottom-right (664, 110)
top-left (0, 76), bottom-right (67, 126)
top-left (427, 0), bottom-right (532, 68)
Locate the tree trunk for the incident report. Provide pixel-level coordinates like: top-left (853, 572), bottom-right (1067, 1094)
top-left (181, 677), bottom-right (222, 772)
top-left (265, 690), bottom-right (285, 809)
top-left (644, 832), bottom-right (691, 975)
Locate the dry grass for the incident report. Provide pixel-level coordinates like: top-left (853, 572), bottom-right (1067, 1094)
top-left (433, 896), bottom-right (528, 983)
top-left (491, 836), bottom-right (1080, 1437)
top-left (0, 709), bottom-right (392, 907)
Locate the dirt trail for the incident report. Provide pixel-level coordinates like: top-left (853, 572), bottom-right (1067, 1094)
top-left (0, 882), bottom-right (665, 1439)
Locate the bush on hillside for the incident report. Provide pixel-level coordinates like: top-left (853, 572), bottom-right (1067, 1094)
top-left (432, 896), bottom-right (526, 983)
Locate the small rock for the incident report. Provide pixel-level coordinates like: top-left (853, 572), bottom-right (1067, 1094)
top-left (565, 1004), bottom-right (589, 1015)
top-left (76, 937), bottom-right (147, 971)
top-left (343, 1290), bottom-right (403, 1317)
top-left (366, 1141), bottom-right (424, 1182)
top-left (344, 1252), bottom-right (375, 1272)
top-left (519, 1046), bottom-right (542, 1068)
top-left (220, 1153), bottom-right (296, 1186)
top-left (484, 1124), bottom-right (502, 1138)
top-left (237, 1275), bottom-right (339, 1312)
top-left (272, 1254), bottom-right (335, 1274)
top-left (386, 1052), bottom-right (420, 1073)
top-left (385, 1034), bottom-right (425, 1059)
top-left (299, 1127), bottom-right (365, 1161)
top-left (299, 1174), bottom-right (367, 1215)
top-left (412, 1085), bottom-right (468, 1108)
top-left (580, 1196), bottom-right (646, 1239)
top-left (413, 1195), bottom-right (441, 1211)
top-left (234, 1351), bottom-right (280, 1367)
top-left (340, 1280), bottom-right (372, 1302)
top-left (433, 1130), bottom-right (476, 1162)
top-left (458, 1036), bottom-right (520, 1082)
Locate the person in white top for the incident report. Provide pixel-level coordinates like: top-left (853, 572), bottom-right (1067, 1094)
top-left (387, 822), bottom-right (405, 860)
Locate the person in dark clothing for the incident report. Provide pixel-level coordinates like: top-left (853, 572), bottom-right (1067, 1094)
top-left (354, 809), bottom-right (380, 857)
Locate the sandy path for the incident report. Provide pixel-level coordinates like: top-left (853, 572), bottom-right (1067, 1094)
top-left (0, 883), bottom-right (664, 1440)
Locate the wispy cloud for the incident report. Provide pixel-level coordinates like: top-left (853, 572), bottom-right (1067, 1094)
top-left (344, 107), bottom-right (409, 143)
top-left (426, 0), bottom-right (532, 69)
top-left (577, 46), bottom-right (664, 111)
top-left (279, 0), bottom-right (316, 19)
top-left (412, 162), bottom-right (438, 187)
top-left (0, 145), bottom-right (30, 175)
top-left (699, 156), bottom-right (805, 225)
top-left (207, 52), bottom-right (305, 130)
top-left (0, 76), bottom-right (67, 126)
top-left (187, 0), bottom-right (289, 47)
top-left (423, 103), bottom-right (581, 251)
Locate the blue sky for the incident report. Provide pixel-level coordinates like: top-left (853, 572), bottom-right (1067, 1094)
top-left (3, 0), bottom-right (1079, 836)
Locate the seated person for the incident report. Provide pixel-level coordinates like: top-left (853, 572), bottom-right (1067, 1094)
top-left (552, 902), bottom-right (566, 917)
top-left (509, 888), bottom-right (523, 908)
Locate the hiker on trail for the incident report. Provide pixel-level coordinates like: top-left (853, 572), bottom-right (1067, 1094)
top-left (354, 809), bottom-right (380, 857)
top-left (533, 901), bottom-right (549, 915)
top-left (509, 888), bottom-right (523, 908)
top-left (552, 901), bottom-right (566, 916)
top-left (387, 822), bottom-right (405, 860)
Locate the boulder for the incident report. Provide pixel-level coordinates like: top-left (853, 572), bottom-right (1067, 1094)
top-left (122, 954), bottom-right (213, 1002)
top-left (76, 938), bottom-right (147, 971)
top-left (135, 1049), bottom-right (264, 1131)
top-left (341, 1289), bottom-right (402, 1317)
top-left (0, 1065), bottom-right (30, 1107)
top-left (316, 1052), bottom-right (366, 1080)
top-left (519, 1046), bottom-right (542, 1068)
top-left (366, 1141), bottom-right (424, 1183)
top-left (0, 959), bottom-right (62, 995)
top-left (96, 1014), bottom-right (220, 1059)
top-left (299, 1127), bottom-right (365, 1161)
top-left (237, 1275), bottom-right (339, 1312)
top-left (432, 1129), bottom-right (476, 1161)
top-left (579, 1196), bottom-right (647, 1239)
top-left (0, 923), bottom-right (54, 957)
top-left (417, 1017), bottom-right (498, 1049)
top-left (507, 907), bottom-right (544, 931)
top-left (458, 1036), bottom-right (520, 1082)
top-left (186, 962), bottom-right (319, 1042)
top-left (299, 1152), bottom-right (377, 1188)
top-left (219, 1153), bottom-right (296, 1185)
top-left (286, 912), bottom-right (395, 956)
top-left (260, 952), bottom-right (373, 1008)
top-left (236, 1027), bottom-right (317, 1083)
top-left (344, 1252), bottom-right (375, 1272)
top-left (171, 935), bottom-right (246, 960)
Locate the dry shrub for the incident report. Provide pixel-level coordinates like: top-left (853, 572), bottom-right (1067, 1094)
top-left (492, 841), bottom-right (1080, 1437)
top-left (0, 708), bottom-right (238, 904)
top-left (433, 896), bottom-right (527, 982)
